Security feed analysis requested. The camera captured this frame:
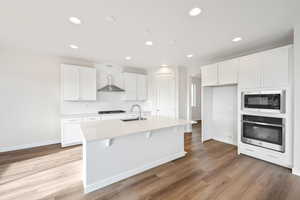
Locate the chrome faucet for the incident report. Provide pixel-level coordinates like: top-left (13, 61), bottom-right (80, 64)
top-left (130, 104), bottom-right (142, 120)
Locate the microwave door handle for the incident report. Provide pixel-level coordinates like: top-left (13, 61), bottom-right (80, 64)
top-left (242, 120), bottom-right (283, 127)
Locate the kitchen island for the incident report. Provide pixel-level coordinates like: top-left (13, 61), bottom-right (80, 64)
top-left (80, 116), bottom-right (193, 193)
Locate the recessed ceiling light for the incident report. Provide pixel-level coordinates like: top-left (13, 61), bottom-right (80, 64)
top-left (125, 56), bottom-right (132, 60)
top-left (160, 64), bottom-right (168, 67)
top-left (186, 54), bottom-right (193, 58)
top-left (69, 17), bottom-right (81, 25)
top-left (189, 7), bottom-right (202, 16)
top-left (232, 37), bottom-right (242, 42)
top-left (69, 44), bottom-right (79, 49)
top-left (145, 41), bottom-right (153, 46)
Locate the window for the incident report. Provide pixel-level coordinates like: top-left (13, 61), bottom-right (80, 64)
top-left (191, 83), bottom-right (197, 107)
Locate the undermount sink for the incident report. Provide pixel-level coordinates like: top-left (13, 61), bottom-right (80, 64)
top-left (121, 118), bottom-right (147, 122)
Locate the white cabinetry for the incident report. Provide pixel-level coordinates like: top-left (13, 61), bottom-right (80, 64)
top-left (239, 46), bottom-right (290, 89)
top-left (261, 46), bottom-right (289, 88)
top-left (218, 59), bottom-right (239, 85)
top-left (62, 66), bottom-right (79, 100)
top-left (137, 74), bottom-right (147, 100)
top-left (123, 72), bottom-right (137, 100)
top-left (123, 72), bottom-right (147, 101)
top-left (201, 64), bottom-right (218, 86)
top-left (239, 53), bottom-right (262, 89)
top-left (62, 64), bottom-right (96, 101)
top-left (201, 59), bottom-right (239, 86)
top-left (61, 118), bottom-right (82, 147)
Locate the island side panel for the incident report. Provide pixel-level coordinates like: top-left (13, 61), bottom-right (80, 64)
top-left (82, 126), bottom-right (186, 193)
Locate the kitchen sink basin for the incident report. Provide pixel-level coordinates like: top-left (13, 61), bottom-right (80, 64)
top-left (121, 118), bottom-right (147, 122)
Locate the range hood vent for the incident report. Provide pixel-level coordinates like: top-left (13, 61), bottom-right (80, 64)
top-left (97, 75), bottom-right (125, 92)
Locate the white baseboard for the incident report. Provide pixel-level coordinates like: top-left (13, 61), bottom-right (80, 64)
top-left (292, 168), bottom-right (300, 176)
top-left (84, 151), bottom-right (187, 193)
top-left (0, 139), bottom-right (60, 153)
top-left (213, 137), bottom-right (237, 146)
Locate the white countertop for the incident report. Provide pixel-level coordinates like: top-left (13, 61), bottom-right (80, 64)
top-left (61, 111), bottom-right (151, 119)
top-left (80, 116), bottom-right (193, 142)
top-left (61, 113), bottom-right (99, 119)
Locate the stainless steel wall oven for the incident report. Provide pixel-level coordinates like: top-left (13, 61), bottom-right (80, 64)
top-left (241, 115), bottom-right (285, 152)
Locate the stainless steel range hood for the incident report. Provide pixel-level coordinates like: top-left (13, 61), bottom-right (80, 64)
top-left (97, 75), bottom-right (125, 92)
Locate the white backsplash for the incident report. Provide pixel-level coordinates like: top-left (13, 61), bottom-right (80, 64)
top-left (61, 93), bottom-right (151, 114)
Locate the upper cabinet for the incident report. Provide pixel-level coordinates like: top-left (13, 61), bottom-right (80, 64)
top-left (201, 64), bottom-right (219, 86)
top-left (239, 46), bottom-right (290, 89)
top-left (218, 59), bottom-right (239, 85)
top-left (123, 72), bottom-right (137, 100)
top-left (261, 46), bottom-right (289, 88)
top-left (202, 45), bottom-right (291, 89)
top-left (62, 64), bottom-right (96, 101)
top-left (239, 53), bottom-right (262, 89)
top-left (201, 59), bottom-right (239, 86)
top-left (123, 72), bottom-right (147, 101)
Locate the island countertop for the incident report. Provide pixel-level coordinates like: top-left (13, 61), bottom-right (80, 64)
top-left (80, 116), bottom-right (193, 142)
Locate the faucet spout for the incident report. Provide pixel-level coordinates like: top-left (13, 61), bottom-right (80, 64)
top-left (130, 104), bottom-right (142, 120)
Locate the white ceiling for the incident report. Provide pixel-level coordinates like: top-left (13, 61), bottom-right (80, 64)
top-left (0, 0), bottom-right (299, 68)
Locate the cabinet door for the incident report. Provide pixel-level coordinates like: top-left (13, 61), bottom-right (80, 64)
top-left (137, 74), bottom-right (147, 101)
top-left (238, 53), bottom-right (262, 89)
top-left (62, 65), bottom-right (79, 101)
top-left (61, 119), bottom-right (82, 147)
top-left (123, 72), bottom-right (137, 100)
top-left (218, 58), bottom-right (239, 85)
top-left (261, 46), bottom-right (289, 88)
top-left (201, 64), bottom-right (219, 86)
top-left (79, 67), bottom-right (96, 100)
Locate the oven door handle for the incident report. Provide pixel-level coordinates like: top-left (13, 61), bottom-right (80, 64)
top-left (242, 120), bottom-right (283, 127)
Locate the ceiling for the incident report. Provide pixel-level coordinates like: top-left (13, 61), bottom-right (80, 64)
top-left (0, 0), bottom-right (299, 68)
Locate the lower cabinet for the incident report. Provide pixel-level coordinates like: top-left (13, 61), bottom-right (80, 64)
top-left (61, 118), bottom-right (82, 147)
top-left (239, 144), bottom-right (291, 168)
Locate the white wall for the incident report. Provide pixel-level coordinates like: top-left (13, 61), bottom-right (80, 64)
top-left (0, 49), bottom-right (149, 152)
top-left (293, 24), bottom-right (300, 174)
top-left (202, 85), bottom-right (237, 145)
top-left (178, 67), bottom-right (188, 120)
top-left (0, 50), bottom-right (61, 151)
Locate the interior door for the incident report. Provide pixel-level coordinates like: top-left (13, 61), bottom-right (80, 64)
top-left (156, 76), bottom-right (176, 118)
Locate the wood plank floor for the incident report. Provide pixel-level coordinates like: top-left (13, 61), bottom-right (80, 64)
top-left (1, 123), bottom-right (300, 200)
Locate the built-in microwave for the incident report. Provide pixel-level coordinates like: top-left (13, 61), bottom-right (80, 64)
top-left (242, 90), bottom-right (285, 113)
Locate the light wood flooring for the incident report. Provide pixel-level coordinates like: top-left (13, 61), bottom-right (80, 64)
top-left (1, 123), bottom-right (300, 200)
